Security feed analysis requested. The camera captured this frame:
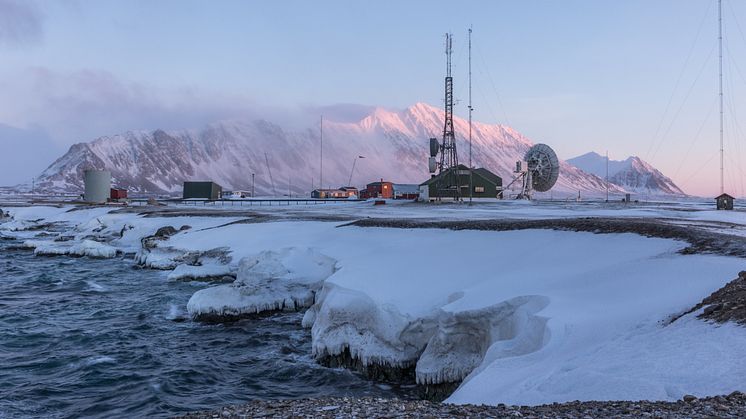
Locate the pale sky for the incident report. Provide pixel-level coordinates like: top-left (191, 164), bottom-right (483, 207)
top-left (1, 0), bottom-right (745, 196)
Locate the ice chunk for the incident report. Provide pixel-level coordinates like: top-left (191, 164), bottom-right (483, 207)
top-left (33, 239), bottom-right (118, 258)
top-left (187, 247), bottom-right (336, 320)
top-left (167, 263), bottom-right (235, 281)
top-left (309, 284), bottom-right (436, 369)
top-left (416, 296), bottom-right (550, 385)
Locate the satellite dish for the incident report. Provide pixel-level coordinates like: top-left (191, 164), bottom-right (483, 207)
top-left (429, 138), bottom-right (439, 157)
top-left (428, 157), bottom-right (437, 173)
top-left (524, 143), bottom-right (560, 192)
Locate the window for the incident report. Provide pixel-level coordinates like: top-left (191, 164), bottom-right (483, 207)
top-left (474, 186), bottom-right (485, 193)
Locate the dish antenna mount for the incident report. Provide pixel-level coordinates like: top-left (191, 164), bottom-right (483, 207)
top-left (507, 143), bottom-right (560, 200)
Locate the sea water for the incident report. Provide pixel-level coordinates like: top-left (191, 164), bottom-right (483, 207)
top-left (0, 238), bottom-right (408, 418)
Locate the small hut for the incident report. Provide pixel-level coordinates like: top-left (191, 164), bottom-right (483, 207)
top-left (715, 193), bottom-right (735, 210)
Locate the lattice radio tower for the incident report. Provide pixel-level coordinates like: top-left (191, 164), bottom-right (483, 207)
top-left (437, 33), bottom-right (459, 200)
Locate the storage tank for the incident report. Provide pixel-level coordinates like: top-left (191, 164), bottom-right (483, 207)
top-left (84, 169), bottom-right (111, 203)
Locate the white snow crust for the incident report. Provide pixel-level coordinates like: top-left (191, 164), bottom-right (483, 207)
top-left (187, 248), bottom-right (336, 318)
top-left (3, 202), bottom-right (746, 406)
top-left (167, 263), bottom-right (235, 281)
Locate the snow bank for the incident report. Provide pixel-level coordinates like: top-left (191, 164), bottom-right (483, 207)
top-left (6, 204), bottom-right (746, 405)
top-left (187, 247), bottom-right (336, 320)
top-left (450, 310), bottom-right (746, 405)
top-left (167, 263), bottom-right (235, 281)
top-left (33, 239), bottom-right (118, 258)
top-left (154, 219), bottom-right (746, 403)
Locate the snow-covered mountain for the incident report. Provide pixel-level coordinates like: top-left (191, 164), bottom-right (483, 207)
top-left (568, 152), bottom-right (685, 196)
top-left (34, 103), bottom-right (627, 197)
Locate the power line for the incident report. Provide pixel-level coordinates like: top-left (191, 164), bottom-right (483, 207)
top-left (474, 43), bottom-right (513, 127)
top-left (672, 97), bottom-right (717, 179)
top-left (645, 1), bottom-right (713, 160)
top-left (649, 43), bottom-right (716, 161)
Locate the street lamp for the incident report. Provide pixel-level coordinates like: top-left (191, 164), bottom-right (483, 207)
top-left (347, 155), bottom-right (365, 187)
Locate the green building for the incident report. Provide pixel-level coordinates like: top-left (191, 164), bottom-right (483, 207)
top-left (419, 164), bottom-right (502, 201)
top-left (183, 181), bottom-right (223, 200)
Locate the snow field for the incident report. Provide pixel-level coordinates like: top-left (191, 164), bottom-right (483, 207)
top-left (164, 219), bottom-right (746, 404)
top-left (3, 204), bottom-right (746, 406)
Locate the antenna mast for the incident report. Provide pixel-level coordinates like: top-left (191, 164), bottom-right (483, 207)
top-left (437, 33), bottom-right (459, 200)
top-left (606, 150), bottom-right (609, 202)
top-left (718, 0), bottom-right (724, 195)
top-left (320, 115), bottom-right (324, 192)
top-left (265, 152), bottom-right (276, 196)
top-left (468, 27), bottom-right (473, 204)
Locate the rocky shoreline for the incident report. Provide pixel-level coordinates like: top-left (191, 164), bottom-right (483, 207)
top-left (177, 393), bottom-right (746, 418)
top-left (672, 271), bottom-right (746, 325)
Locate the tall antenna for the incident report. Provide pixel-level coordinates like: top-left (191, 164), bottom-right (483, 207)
top-left (606, 150), bottom-right (609, 202)
top-left (468, 27), bottom-right (473, 204)
top-left (264, 152), bottom-right (276, 196)
top-left (320, 115), bottom-right (324, 192)
top-left (437, 32), bottom-right (459, 201)
top-left (718, 0), bottom-right (724, 195)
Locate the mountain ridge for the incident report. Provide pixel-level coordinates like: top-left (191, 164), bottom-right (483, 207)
top-left (32, 103), bottom-right (666, 197)
top-left (568, 151), bottom-right (686, 196)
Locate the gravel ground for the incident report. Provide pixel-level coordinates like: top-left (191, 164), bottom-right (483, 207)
top-left (345, 217), bottom-right (746, 258)
top-left (177, 392), bottom-right (746, 418)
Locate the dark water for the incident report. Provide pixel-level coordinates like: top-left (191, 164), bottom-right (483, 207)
top-left (0, 239), bottom-right (407, 418)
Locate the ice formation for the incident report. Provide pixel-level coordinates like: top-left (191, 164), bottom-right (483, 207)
top-left (167, 263), bottom-right (235, 281)
top-left (416, 296), bottom-right (550, 385)
top-left (187, 247), bottom-right (336, 320)
top-left (306, 286), bottom-right (551, 386)
top-left (28, 239), bottom-right (118, 258)
top-left (308, 284), bottom-right (429, 369)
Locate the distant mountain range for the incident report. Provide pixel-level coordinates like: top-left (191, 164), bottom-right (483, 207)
top-left (567, 152), bottom-right (685, 196)
top-left (28, 103), bottom-right (681, 197)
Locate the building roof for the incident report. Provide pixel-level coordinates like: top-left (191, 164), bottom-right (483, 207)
top-left (367, 181), bottom-right (393, 187)
top-left (313, 188), bottom-right (345, 192)
top-left (393, 184), bottom-right (420, 194)
top-left (474, 168), bottom-right (502, 186)
top-left (420, 165), bottom-right (502, 187)
top-left (184, 181), bottom-right (222, 187)
top-left (716, 193), bottom-right (735, 199)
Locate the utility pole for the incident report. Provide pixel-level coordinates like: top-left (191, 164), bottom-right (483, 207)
top-left (468, 27), bottom-right (473, 205)
top-left (251, 173), bottom-right (255, 197)
top-left (718, 0), bottom-right (725, 195)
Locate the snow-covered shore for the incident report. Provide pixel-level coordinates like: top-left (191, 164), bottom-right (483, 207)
top-left (2, 201), bottom-right (745, 406)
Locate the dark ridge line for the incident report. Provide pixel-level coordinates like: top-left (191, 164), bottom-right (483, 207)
top-left (344, 217), bottom-right (746, 258)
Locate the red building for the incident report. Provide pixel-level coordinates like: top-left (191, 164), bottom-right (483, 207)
top-left (361, 180), bottom-right (393, 199)
top-left (110, 188), bottom-right (128, 200)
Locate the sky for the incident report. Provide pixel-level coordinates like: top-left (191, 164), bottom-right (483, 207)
top-left (1, 0), bottom-right (745, 196)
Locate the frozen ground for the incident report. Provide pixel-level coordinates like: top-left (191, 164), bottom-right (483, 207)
top-left (1, 200), bottom-right (745, 406)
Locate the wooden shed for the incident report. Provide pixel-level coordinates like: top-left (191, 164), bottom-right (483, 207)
top-left (715, 193), bottom-right (735, 210)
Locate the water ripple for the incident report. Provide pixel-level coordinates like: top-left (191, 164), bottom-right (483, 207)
top-left (0, 240), bottom-right (410, 418)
